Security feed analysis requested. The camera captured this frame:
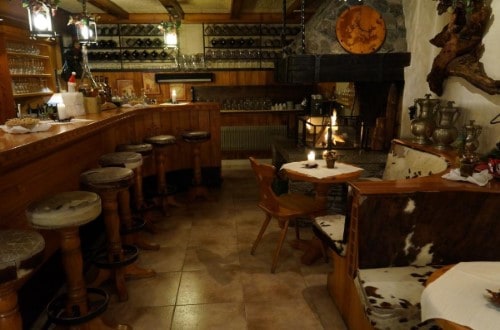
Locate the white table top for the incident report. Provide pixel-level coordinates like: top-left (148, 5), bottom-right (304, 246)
top-left (421, 262), bottom-right (500, 330)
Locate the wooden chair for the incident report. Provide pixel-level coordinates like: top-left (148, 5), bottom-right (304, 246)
top-left (249, 157), bottom-right (326, 273)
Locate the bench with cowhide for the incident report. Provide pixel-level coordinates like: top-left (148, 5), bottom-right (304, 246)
top-left (313, 140), bottom-right (500, 330)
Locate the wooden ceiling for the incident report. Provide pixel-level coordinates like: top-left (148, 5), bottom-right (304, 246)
top-left (56, 0), bottom-right (325, 24)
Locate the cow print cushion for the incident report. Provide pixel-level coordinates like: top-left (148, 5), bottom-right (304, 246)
top-left (355, 265), bottom-right (443, 330)
top-left (312, 214), bottom-right (347, 256)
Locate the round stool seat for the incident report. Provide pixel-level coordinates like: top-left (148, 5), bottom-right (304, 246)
top-left (81, 167), bottom-right (134, 191)
top-left (26, 191), bottom-right (101, 229)
top-left (116, 143), bottom-right (153, 156)
top-left (0, 229), bottom-right (45, 283)
top-left (182, 131), bottom-right (211, 143)
top-left (99, 152), bottom-right (143, 170)
top-left (145, 135), bottom-right (176, 146)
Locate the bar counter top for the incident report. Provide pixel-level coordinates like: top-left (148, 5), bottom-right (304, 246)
top-left (0, 102), bottom-right (219, 172)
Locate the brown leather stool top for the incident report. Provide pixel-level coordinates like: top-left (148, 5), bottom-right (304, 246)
top-left (116, 143), bottom-right (153, 156)
top-left (181, 131), bottom-right (211, 142)
top-left (144, 134), bottom-right (176, 146)
top-left (99, 152), bottom-right (143, 170)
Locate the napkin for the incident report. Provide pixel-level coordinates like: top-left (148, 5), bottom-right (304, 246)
top-left (442, 169), bottom-right (493, 186)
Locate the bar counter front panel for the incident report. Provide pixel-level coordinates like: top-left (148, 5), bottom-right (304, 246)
top-left (0, 102), bottom-right (221, 259)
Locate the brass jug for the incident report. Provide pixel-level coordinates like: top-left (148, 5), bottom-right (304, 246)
top-left (410, 93), bottom-right (440, 145)
top-left (432, 101), bottom-right (460, 150)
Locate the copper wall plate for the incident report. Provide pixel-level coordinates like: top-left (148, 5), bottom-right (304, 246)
top-left (336, 5), bottom-right (386, 54)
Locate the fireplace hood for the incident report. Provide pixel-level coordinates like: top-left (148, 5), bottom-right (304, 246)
top-left (275, 52), bottom-right (411, 84)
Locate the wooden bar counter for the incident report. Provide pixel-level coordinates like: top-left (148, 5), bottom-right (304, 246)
top-left (0, 102), bottom-right (221, 260)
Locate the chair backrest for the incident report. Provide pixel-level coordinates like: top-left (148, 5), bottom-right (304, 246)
top-left (249, 157), bottom-right (280, 213)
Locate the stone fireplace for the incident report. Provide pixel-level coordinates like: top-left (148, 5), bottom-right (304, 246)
top-left (277, 0), bottom-right (410, 151)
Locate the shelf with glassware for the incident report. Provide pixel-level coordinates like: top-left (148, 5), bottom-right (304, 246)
top-left (203, 23), bottom-right (301, 69)
top-left (6, 40), bottom-right (56, 98)
top-left (62, 23), bottom-right (179, 71)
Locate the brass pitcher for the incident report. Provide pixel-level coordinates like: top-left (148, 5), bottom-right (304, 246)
top-left (410, 93), bottom-right (440, 145)
top-left (432, 101), bottom-right (460, 150)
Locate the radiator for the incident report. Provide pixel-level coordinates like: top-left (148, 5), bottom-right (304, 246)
top-left (221, 125), bottom-right (288, 151)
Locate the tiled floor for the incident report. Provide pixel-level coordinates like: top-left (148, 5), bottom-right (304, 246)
top-left (40, 159), bottom-right (347, 330)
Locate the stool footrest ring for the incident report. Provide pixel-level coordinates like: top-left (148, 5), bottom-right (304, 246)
top-left (120, 216), bottom-right (146, 235)
top-left (47, 287), bottom-right (109, 326)
top-left (93, 244), bottom-right (139, 269)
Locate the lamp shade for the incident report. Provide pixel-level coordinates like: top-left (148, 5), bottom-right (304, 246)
top-left (27, 2), bottom-right (56, 38)
top-left (164, 29), bottom-right (178, 48)
top-left (76, 17), bottom-right (98, 44)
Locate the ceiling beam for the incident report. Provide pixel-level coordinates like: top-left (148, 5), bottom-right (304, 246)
top-left (158, 0), bottom-right (185, 20)
top-left (230, 0), bottom-right (244, 19)
top-left (87, 0), bottom-right (129, 19)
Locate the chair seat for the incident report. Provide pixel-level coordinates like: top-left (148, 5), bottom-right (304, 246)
top-left (275, 193), bottom-right (324, 217)
top-left (27, 191), bottom-right (102, 229)
top-left (145, 135), bottom-right (176, 146)
top-left (116, 143), bottom-right (153, 156)
top-left (81, 167), bottom-right (134, 190)
top-left (0, 229), bottom-right (45, 283)
top-left (99, 152), bottom-right (143, 170)
top-left (182, 131), bottom-right (210, 142)
top-left (355, 265), bottom-right (441, 330)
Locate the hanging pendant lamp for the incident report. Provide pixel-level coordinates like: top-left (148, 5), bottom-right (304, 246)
top-left (27, 1), bottom-right (57, 39)
top-left (69, 0), bottom-right (98, 44)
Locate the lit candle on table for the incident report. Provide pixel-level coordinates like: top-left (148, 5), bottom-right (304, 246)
top-left (307, 151), bottom-right (316, 165)
top-left (171, 89), bottom-right (177, 104)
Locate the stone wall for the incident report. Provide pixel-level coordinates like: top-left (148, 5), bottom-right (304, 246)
top-left (290, 0), bottom-right (406, 55)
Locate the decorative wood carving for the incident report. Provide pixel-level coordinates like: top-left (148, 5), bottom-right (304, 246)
top-left (427, 0), bottom-right (500, 95)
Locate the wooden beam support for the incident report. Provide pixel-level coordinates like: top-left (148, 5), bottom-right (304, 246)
top-left (158, 0), bottom-right (185, 20)
top-left (87, 0), bottom-right (129, 19)
top-left (230, 0), bottom-right (244, 19)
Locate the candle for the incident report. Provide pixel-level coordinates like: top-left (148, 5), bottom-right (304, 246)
top-left (307, 151), bottom-right (316, 165)
top-left (57, 103), bottom-right (67, 120)
top-left (171, 89), bottom-right (177, 104)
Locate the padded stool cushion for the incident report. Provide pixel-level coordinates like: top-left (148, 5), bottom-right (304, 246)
top-left (116, 143), bottom-right (153, 156)
top-left (182, 131), bottom-right (211, 142)
top-left (0, 229), bottom-right (45, 283)
top-left (145, 135), bottom-right (176, 146)
top-left (27, 191), bottom-right (102, 229)
top-left (99, 152), bottom-right (143, 170)
top-left (81, 167), bottom-right (134, 190)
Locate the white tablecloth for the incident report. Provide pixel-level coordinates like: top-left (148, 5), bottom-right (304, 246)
top-left (280, 160), bottom-right (363, 179)
top-left (421, 262), bottom-right (500, 330)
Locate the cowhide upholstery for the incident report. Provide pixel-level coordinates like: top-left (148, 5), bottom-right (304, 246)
top-left (382, 143), bottom-right (448, 180)
top-left (313, 214), bottom-right (347, 256)
top-left (355, 266), bottom-right (441, 330)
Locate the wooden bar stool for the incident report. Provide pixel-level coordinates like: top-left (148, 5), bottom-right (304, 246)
top-left (0, 229), bottom-right (45, 330)
top-left (144, 135), bottom-right (182, 213)
top-left (99, 151), bottom-right (159, 250)
top-left (182, 131), bottom-right (211, 201)
top-left (81, 167), bottom-right (155, 302)
top-left (26, 191), bottom-right (130, 329)
top-left (115, 143), bottom-right (154, 211)
top-left (116, 143), bottom-right (158, 234)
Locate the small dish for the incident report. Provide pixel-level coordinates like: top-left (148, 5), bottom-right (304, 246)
top-left (303, 163), bottom-right (318, 169)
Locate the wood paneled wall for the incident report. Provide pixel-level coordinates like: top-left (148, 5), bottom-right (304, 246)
top-left (93, 70), bottom-right (276, 103)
